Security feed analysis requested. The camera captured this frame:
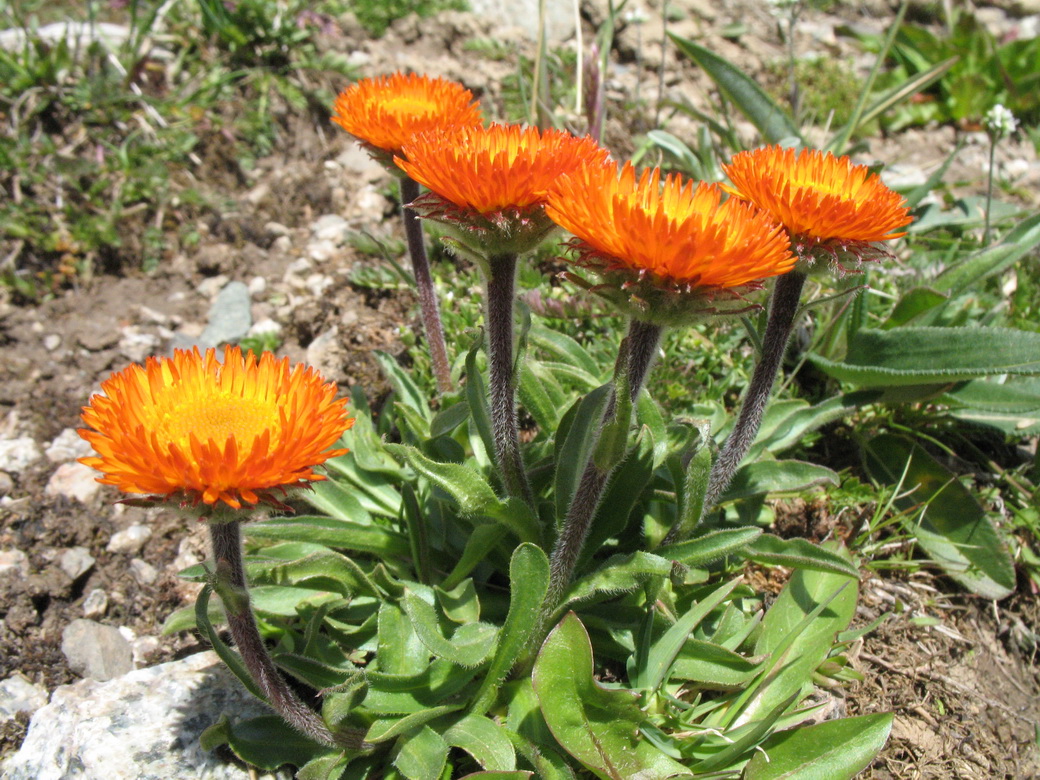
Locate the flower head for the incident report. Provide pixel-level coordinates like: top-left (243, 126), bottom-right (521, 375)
top-left (721, 145), bottom-right (911, 269)
top-left (79, 346), bottom-right (353, 510)
top-left (331, 72), bottom-right (482, 167)
top-left (984, 103), bottom-right (1018, 138)
top-left (545, 161), bottom-right (795, 324)
top-left (397, 123), bottom-right (611, 256)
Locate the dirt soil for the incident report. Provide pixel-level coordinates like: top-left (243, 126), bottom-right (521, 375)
top-left (1, 0), bottom-right (1039, 776)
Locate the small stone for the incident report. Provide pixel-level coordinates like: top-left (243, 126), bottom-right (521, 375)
top-left (0, 548), bottom-right (29, 577)
top-left (0, 471), bottom-right (14, 496)
top-left (247, 275), bottom-right (267, 296)
top-left (60, 619), bottom-right (134, 681)
top-left (0, 673), bottom-right (48, 720)
top-left (82, 588), bottom-right (108, 619)
top-left (0, 437), bottom-right (42, 474)
top-left (271, 235), bottom-right (292, 253)
top-left (199, 280), bottom-right (252, 347)
top-left (59, 547), bottom-right (95, 581)
top-left (306, 327), bottom-right (347, 384)
top-left (129, 558), bottom-right (158, 585)
top-left (118, 325), bottom-right (161, 363)
top-left (42, 334), bottom-right (61, 351)
top-left (45, 462), bottom-right (101, 503)
top-left (307, 238), bottom-right (339, 263)
top-left (137, 305), bottom-right (172, 326)
top-left (45, 428), bottom-right (93, 463)
top-left (264, 221), bottom-right (291, 237)
top-left (131, 635), bottom-right (161, 666)
top-left (311, 213), bottom-right (349, 243)
top-left (106, 524), bottom-right (152, 555)
top-left (305, 273), bottom-right (335, 297)
top-left (76, 324), bottom-right (120, 352)
top-left (196, 274), bottom-right (230, 299)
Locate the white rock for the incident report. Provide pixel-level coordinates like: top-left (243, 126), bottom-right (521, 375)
top-left (59, 547), bottom-right (95, 581)
top-left (129, 558), bottom-right (159, 585)
top-left (247, 275), bottom-right (268, 296)
top-left (307, 238), bottom-right (339, 263)
top-left (118, 326), bottom-right (161, 363)
top-left (0, 548), bottom-right (29, 577)
top-left (45, 428), bottom-right (93, 463)
top-left (1, 652), bottom-right (269, 780)
top-left (305, 273), bottom-right (335, 297)
top-left (45, 462), bottom-right (101, 503)
top-left (0, 437), bottom-right (42, 474)
top-left (311, 213), bottom-right (349, 243)
top-left (248, 318), bottom-right (282, 339)
top-left (43, 334), bottom-right (61, 351)
top-left (106, 524), bottom-right (152, 555)
top-left (131, 635), bottom-right (161, 667)
top-left (0, 471), bottom-right (13, 496)
top-left (271, 235), bottom-right (292, 253)
top-left (0, 673), bottom-right (48, 720)
top-left (61, 619), bottom-right (134, 681)
top-left (196, 274), bottom-right (230, 299)
top-left (82, 588), bottom-right (109, 619)
top-left (137, 305), bottom-right (172, 326)
top-left (264, 221), bottom-right (291, 237)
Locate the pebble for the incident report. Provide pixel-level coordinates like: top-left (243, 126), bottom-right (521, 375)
top-left (129, 558), bottom-right (159, 586)
top-left (59, 547), bottom-right (95, 582)
top-left (247, 275), bottom-right (267, 296)
top-left (45, 462), bottom-right (102, 503)
top-left (306, 238), bottom-right (339, 263)
top-left (45, 428), bottom-right (93, 463)
top-left (264, 221), bottom-right (290, 237)
top-left (199, 280), bottom-right (252, 347)
top-left (0, 673), bottom-right (48, 720)
top-left (118, 325), bottom-right (161, 363)
top-left (0, 437), bottom-right (42, 474)
top-left (60, 619), bottom-right (135, 681)
top-left (3, 652), bottom-right (268, 780)
top-left (42, 334), bottom-right (61, 351)
top-left (306, 327), bottom-right (348, 384)
top-left (311, 213), bottom-right (350, 243)
top-left (0, 549), bottom-right (28, 577)
top-left (305, 273), bottom-right (335, 297)
top-left (196, 274), bottom-right (230, 299)
top-left (131, 635), bottom-right (160, 667)
top-left (0, 471), bottom-right (14, 496)
top-left (248, 318), bottom-right (282, 340)
top-left (82, 589), bottom-right (109, 619)
top-left (106, 524), bottom-right (152, 555)
top-left (137, 305), bottom-right (172, 326)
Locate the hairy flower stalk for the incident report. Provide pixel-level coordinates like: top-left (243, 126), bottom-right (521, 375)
top-left (331, 73), bottom-right (484, 395)
top-left (79, 346), bottom-right (358, 747)
top-left (699, 145), bottom-right (912, 518)
top-left (546, 318), bottom-right (662, 607)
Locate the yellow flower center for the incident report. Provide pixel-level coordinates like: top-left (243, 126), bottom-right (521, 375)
top-left (154, 392), bottom-right (279, 452)
top-left (386, 95), bottom-right (436, 117)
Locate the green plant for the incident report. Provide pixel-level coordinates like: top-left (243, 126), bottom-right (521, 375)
top-left (351, 0), bottom-right (469, 37)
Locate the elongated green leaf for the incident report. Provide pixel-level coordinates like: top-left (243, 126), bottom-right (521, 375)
top-left (519, 361), bottom-right (560, 432)
top-left (741, 535), bottom-right (860, 578)
top-left (304, 477), bottom-right (374, 524)
top-left (670, 639), bottom-right (761, 688)
top-left (377, 602), bottom-right (428, 676)
top-left (809, 327), bottom-right (1040, 387)
top-left (245, 516), bottom-right (408, 557)
top-left (657, 527), bottom-right (763, 566)
top-left (472, 544), bottom-right (551, 714)
top-left (267, 550), bottom-right (381, 599)
top-left (528, 324), bottom-right (600, 377)
top-left (560, 552), bottom-right (675, 616)
top-left (297, 753), bottom-right (352, 780)
top-left (533, 613), bottom-right (692, 779)
top-left (882, 287), bottom-right (949, 329)
top-left (193, 585), bottom-right (264, 699)
top-left (862, 434), bottom-right (1015, 598)
top-left (367, 706), bottom-right (459, 745)
top-left (442, 525), bottom-right (508, 591)
top-left (200, 714), bottom-right (328, 771)
top-left (841, 56), bottom-right (955, 142)
top-left (402, 591), bottom-right (497, 668)
top-left (931, 213), bottom-right (1040, 299)
top-left (669, 34), bottom-right (801, 144)
top-left (374, 350), bottom-right (431, 423)
top-left (744, 713), bottom-right (893, 779)
top-left (430, 401), bottom-right (470, 438)
top-left (466, 338), bottom-right (497, 462)
top-left (458, 773), bottom-right (533, 779)
top-left (393, 725), bottom-right (449, 780)
top-left (721, 461), bottom-right (838, 502)
top-left (555, 384), bottom-right (612, 522)
top-left (444, 714), bottom-right (517, 771)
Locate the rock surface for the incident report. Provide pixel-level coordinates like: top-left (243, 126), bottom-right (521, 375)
top-left (1, 652), bottom-right (271, 780)
top-left (60, 619), bottom-right (135, 681)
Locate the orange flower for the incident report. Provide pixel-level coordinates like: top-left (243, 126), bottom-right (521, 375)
top-left (79, 346), bottom-right (353, 510)
top-left (331, 72), bottom-right (482, 160)
top-left (545, 161), bottom-right (794, 321)
top-left (398, 123), bottom-right (610, 216)
top-left (722, 146), bottom-right (912, 249)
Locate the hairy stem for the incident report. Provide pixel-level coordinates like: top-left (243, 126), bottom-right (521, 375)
top-left (545, 318), bottom-right (663, 609)
top-left (208, 520), bottom-right (364, 749)
top-left (703, 271), bottom-right (807, 513)
top-left (486, 253), bottom-right (535, 507)
top-left (401, 175), bottom-right (452, 394)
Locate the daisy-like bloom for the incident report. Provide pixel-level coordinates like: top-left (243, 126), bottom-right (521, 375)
top-left (397, 123), bottom-right (611, 256)
top-left (545, 160), bottom-right (796, 324)
top-left (331, 72), bottom-right (482, 167)
top-left (79, 346), bottom-right (353, 510)
top-left (722, 145), bottom-right (912, 268)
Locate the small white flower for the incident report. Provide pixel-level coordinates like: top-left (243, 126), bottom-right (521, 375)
top-left (624, 6), bottom-right (649, 24)
top-left (984, 104), bottom-right (1018, 137)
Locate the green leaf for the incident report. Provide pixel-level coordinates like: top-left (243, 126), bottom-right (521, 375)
top-left (670, 639), bottom-right (761, 688)
top-left (367, 705), bottom-right (460, 744)
top-left (466, 338), bottom-right (497, 462)
top-left (444, 714), bottom-right (517, 771)
top-left (393, 725), bottom-right (449, 780)
top-left (471, 544), bottom-right (550, 714)
top-left (401, 590), bottom-right (497, 668)
top-left (555, 384), bottom-right (612, 522)
top-left (656, 527), bottom-right (762, 566)
top-left (297, 753), bottom-right (351, 780)
top-left (519, 361), bottom-right (561, 432)
top-left (442, 525), bottom-right (508, 591)
top-left (375, 350), bottom-right (432, 423)
top-left (458, 773), bottom-right (533, 779)
top-left (436, 578), bottom-right (482, 624)
top-left (862, 434), bottom-right (1015, 599)
top-left (721, 460), bottom-right (839, 502)
top-left (430, 401), bottom-right (470, 438)
top-left (669, 33), bottom-right (802, 144)
top-left (532, 613), bottom-right (692, 779)
top-left (931, 213), bottom-right (1040, 299)
top-left (881, 287), bottom-right (949, 329)
top-left (245, 516), bottom-right (409, 558)
top-left (741, 535), bottom-right (860, 578)
top-left (528, 324), bottom-right (600, 377)
top-left (200, 714), bottom-right (328, 771)
top-left (377, 602), bottom-right (428, 676)
top-left (560, 552), bottom-right (676, 616)
top-left (744, 713), bottom-right (893, 779)
top-left (808, 327), bottom-right (1040, 387)
top-left (193, 585), bottom-right (264, 700)
top-left (267, 550), bottom-right (381, 599)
